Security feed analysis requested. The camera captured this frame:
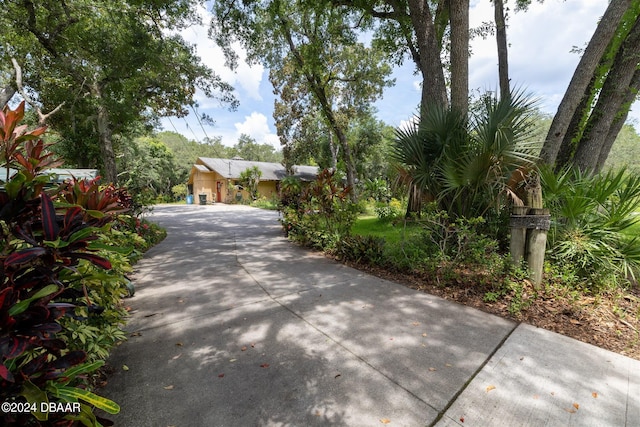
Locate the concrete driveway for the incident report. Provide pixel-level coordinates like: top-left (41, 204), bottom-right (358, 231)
top-left (101, 204), bottom-right (640, 426)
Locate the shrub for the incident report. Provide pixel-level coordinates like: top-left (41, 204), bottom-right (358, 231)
top-left (1, 102), bottom-right (121, 426)
top-left (541, 166), bottom-right (640, 291)
top-left (374, 198), bottom-right (403, 222)
top-left (280, 169), bottom-right (358, 250)
top-left (334, 235), bottom-right (385, 264)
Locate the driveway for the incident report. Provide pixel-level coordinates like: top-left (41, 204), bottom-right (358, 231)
top-left (101, 204), bottom-right (640, 426)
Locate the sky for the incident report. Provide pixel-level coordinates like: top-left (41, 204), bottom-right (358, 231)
top-left (161, 0), bottom-right (639, 149)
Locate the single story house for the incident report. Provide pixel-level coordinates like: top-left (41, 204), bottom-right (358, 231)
top-left (188, 157), bottom-right (318, 204)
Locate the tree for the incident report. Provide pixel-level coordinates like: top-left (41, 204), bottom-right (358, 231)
top-left (239, 166), bottom-right (262, 200)
top-left (571, 15), bottom-right (640, 171)
top-left (212, 0), bottom-right (393, 199)
top-left (0, 0), bottom-right (237, 183)
top-left (229, 134), bottom-right (283, 163)
top-left (494, 0), bottom-right (510, 97)
top-left (540, 0), bottom-right (638, 168)
top-left (391, 89), bottom-right (539, 218)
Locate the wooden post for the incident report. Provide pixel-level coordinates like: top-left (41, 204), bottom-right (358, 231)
top-left (526, 208), bottom-right (550, 287)
top-left (509, 206), bottom-right (529, 264)
top-left (524, 172), bottom-right (549, 288)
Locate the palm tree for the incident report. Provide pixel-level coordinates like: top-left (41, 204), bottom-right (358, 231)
top-left (392, 89), bottom-right (540, 219)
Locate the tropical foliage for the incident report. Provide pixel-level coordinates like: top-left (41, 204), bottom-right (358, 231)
top-left (279, 169), bottom-right (358, 249)
top-left (541, 166), bottom-right (640, 290)
top-left (1, 102), bottom-right (164, 426)
top-left (392, 90), bottom-right (540, 218)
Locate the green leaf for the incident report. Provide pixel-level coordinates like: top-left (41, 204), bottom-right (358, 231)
top-left (87, 242), bottom-right (134, 255)
top-left (56, 386), bottom-right (120, 414)
top-left (69, 227), bottom-right (98, 243)
top-left (9, 284), bottom-right (59, 316)
top-left (21, 380), bottom-right (49, 421)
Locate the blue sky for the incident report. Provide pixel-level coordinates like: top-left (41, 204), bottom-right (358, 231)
top-left (162, 0), bottom-right (639, 148)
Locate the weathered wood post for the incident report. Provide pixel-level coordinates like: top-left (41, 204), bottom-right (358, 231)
top-left (526, 208), bottom-right (551, 287)
top-left (524, 172), bottom-right (549, 288)
top-left (509, 205), bottom-right (529, 264)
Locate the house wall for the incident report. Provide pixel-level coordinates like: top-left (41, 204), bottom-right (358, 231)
top-left (190, 163), bottom-right (280, 203)
top-left (192, 170), bottom-right (230, 204)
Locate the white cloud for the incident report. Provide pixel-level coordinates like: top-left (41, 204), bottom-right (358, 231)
top-left (234, 112), bottom-right (281, 147)
top-left (178, 5), bottom-right (264, 103)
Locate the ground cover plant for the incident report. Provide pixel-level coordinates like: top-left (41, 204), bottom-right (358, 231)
top-left (1, 102), bottom-right (165, 426)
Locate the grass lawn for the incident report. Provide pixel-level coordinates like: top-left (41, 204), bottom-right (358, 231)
top-left (351, 215), bottom-right (422, 244)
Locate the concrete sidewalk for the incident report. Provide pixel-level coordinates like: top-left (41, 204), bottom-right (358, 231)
top-left (101, 204), bottom-right (640, 426)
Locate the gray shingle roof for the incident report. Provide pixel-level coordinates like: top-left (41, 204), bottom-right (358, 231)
top-left (197, 158), bottom-right (318, 181)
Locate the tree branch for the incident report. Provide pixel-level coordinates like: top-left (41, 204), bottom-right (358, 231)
top-left (12, 58), bottom-right (65, 124)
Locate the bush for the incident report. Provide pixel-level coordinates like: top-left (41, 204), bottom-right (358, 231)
top-left (280, 169), bottom-right (358, 250)
top-left (374, 198), bottom-right (403, 222)
top-left (541, 166), bottom-right (640, 291)
top-left (334, 235), bottom-right (385, 264)
top-left (1, 102), bottom-right (124, 425)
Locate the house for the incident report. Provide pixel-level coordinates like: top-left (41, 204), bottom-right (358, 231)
top-left (188, 157), bottom-right (318, 204)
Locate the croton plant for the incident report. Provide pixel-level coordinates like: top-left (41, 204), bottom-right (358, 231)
top-left (1, 102), bottom-right (125, 426)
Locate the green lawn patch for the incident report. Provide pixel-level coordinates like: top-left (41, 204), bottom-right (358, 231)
top-left (351, 215), bottom-right (421, 244)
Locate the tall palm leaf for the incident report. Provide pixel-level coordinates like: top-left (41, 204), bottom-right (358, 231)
top-left (392, 89), bottom-right (540, 219)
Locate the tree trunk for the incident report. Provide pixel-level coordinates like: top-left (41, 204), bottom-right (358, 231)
top-left (0, 85), bottom-right (16, 107)
top-left (90, 80), bottom-right (118, 184)
top-left (494, 0), bottom-right (509, 98)
top-left (407, 0), bottom-right (448, 113)
top-left (553, 72), bottom-right (598, 171)
top-left (596, 67), bottom-right (640, 170)
top-left (540, 0), bottom-right (632, 166)
top-left (572, 16), bottom-right (640, 173)
top-left (449, 0), bottom-right (469, 115)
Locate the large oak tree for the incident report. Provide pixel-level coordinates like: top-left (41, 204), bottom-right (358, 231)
top-left (0, 0), bottom-right (237, 183)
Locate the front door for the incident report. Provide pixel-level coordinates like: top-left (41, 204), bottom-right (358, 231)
top-left (216, 181), bottom-right (222, 202)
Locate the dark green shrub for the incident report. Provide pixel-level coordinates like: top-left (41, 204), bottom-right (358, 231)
top-left (541, 166), bottom-right (640, 291)
top-left (1, 102), bottom-right (121, 425)
top-left (334, 235), bottom-right (385, 264)
top-left (280, 169), bottom-right (359, 250)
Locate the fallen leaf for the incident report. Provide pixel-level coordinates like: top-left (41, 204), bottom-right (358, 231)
top-left (241, 346), bottom-right (247, 351)
top-left (592, 392), bottom-right (598, 398)
top-left (260, 363), bottom-right (270, 368)
top-left (335, 374), bottom-right (341, 379)
top-left (564, 408), bottom-right (576, 414)
top-left (486, 385), bottom-right (496, 392)
top-left (411, 322), bottom-right (420, 326)
top-left (122, 365), bottom-right (129, 371)
top-left (163, 385), bottom-right (174, 390)
top-left (422, 333), bottom-right (428, 337)
top-left (251, 343), bottom-right (256, 348)
top-left (172, 354), bottom-right (182, 360)
top-left (229, 359), bottom-right (237, 363)
top-left (178, 299), bottom-right (184, 303)
top-left (380, 418), bottom-right (391, 424)
top-left (175, 342), bottom-right (183, 347)
top-left (315, 410), bottom-right (321, 417)
top-left (130, 332), bottom-right (142, 337)
top-left (445, 363), bottom-right (452, 367)
top-left (460, 416), bottom-right (465, 423)
top-left (218, 373), bottom-right (225, 378)
top-left (569, 319), bottom-right (581, 325)
top-left (428, 367), bottom-right (437, 372)
top-left (573, 403), bottom-right (580, 410)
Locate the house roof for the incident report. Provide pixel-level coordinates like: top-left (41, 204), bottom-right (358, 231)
top-left (195, 158), bottom-right (318, 181)
top-left (1, 168), bottom-right (98, 184)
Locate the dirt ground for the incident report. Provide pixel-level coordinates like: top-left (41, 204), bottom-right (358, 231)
top-left (345, 261), bottom-right (640, 361)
